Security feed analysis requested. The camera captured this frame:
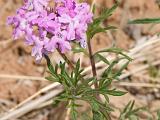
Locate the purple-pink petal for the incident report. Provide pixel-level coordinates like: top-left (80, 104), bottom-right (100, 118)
top-left (8, 0), bottom-right (93, 62)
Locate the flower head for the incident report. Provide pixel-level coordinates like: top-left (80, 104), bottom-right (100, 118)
top-left (8, 0), bottom-right (93, 61)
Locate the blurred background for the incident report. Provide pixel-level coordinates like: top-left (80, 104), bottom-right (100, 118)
top-left (0, 0), bottom-right (160, 119)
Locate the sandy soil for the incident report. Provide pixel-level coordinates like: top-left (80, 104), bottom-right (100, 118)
top-left (0, 0), bottom-right (160, 119)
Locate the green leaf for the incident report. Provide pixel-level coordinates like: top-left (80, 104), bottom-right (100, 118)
top-left (101, 89), bottom-right (127, 96)
top-left (90, 27), bottom-right (106, 37)
top-left (103, 94), bottom-right (110, 103)
top-left (70, 101), bottom-right (78, 120)
top-left (92, 4), bottom-right (96, 14)
top-left (85, 77), bottom-right (97, 84)
top-left (157, 109), bottom-right (160, 120)
top-left (128, 18), bottom-right (160, 24)
top-left (102, 58), bottom-right (119, 78)
top-left (95, 47), bottom-right (132, 61)
top-left (44, 55), bottom-right (61, 82)
top-left (130, 107), bottom-right (145, 115)
top-left (104, 26), bottom-right (117, 30)
top-left (102, 79), bottom-right (113, 88)
top-left (119, 100), bottom-right (146, 120)
top-left (71, 108), bottom-right (78, 120)
top-left (123, 101), bottom-right (132, 113)
top-left (81, 112), bottom-right (92, 120)
top-left (55, 64), bottom-right (59, 74)
top-left (129, 101), bottom-right (135, 112)
top-left (95, 53), bottom-right (110, 65)
top-left (97, 1), bottom-right (119, 23)
top-left (93, 111), bottom-right (104, 120)
top-left (148, 63), bottom-right (159, 78)
top-left (87, 2), bottom-right (118, 39)
top-left (91, 100), bottom-right (100, 112)
top-left (128, 115), bottom-right (138, 120)
top-left (44, 55), bottom-right (55, 74)
top-left (52, 92), bottom-right (68, 107)
top-left (113, 61), bottom-right (130, 79)
top-left (72, 46), bottom-right (88, 56)
top-left (90, 26), bottom-right (116, 38)
top-left (60, 74), bottom-right (73, 87)
top-left (60, 62), bottom-right (66, 75)
top-left (45, 76), bottom-right (59, 82)
top-left (74, 59), bottom-right (81, 85)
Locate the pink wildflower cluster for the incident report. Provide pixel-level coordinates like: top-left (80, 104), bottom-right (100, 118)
top-left (8, 0), bottom-right (93, 61)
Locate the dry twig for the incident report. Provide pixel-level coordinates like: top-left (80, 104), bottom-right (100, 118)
top-left (0, 88), bottom-right (63, 120)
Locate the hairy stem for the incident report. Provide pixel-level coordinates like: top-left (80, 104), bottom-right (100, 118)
top-left (87, 40), bottom-right (98, 89)
top-left (87, 39), bottom-right (111, 120)
top-left (57, 49), bottom-right (74, 69)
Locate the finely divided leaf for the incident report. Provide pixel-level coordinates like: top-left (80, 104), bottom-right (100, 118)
top-left (128, 18), bottom-right (160, 24)
top-left (95, 53), bottom-right (110, 65)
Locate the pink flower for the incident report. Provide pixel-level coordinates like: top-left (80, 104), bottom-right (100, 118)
top-left (31, 35), bottom-right (49, 62)
top-left (24, 0), bottom-right (49, 12)
top-left (8, 0), bottom-right (93, 61)
top-left (45, 30), bottom-right (71, 53)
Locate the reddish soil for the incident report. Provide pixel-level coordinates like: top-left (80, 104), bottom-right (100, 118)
top-left (0, 0), bottom-right (160, 119)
